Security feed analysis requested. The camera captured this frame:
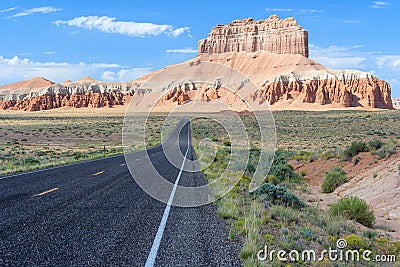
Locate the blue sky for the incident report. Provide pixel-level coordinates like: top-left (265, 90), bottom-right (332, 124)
top-left (0, 0), bottom-right (399, 96)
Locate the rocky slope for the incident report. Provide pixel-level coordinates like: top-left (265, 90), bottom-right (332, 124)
top-left (198, 15), bottom-right (309, 58)
top-left (0, 15), bottom-right (393, 111)
top-left (0, 77), bottom-right (138, 111)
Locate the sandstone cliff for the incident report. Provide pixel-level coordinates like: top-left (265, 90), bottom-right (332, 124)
top-left (198, 15), bottom-right (309, 58)
top-left (0, 79), bottom-right (139, 111)
top-left (0, 15), bottom-right (393, 111)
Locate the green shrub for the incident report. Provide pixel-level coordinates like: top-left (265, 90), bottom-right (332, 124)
top-left (24, 156), bottom-right (40, 165)
top-left (251, 183), bottom-right (305, 209)
top-left (353, 156), bottom-right (361, 165)
top-left (321, 166), bottom-right (348, 193)
top-left (373, 146), bottom-right (396, 159)
top-left (269, 150), bottom-right (303, 183)
top-left (375, 238), bottom-right (400, 255)
top-left (343, 234), bottom-right (368, 250)
top-left (343, 141), bottom-right (369, 160)
top-left (328, 196), bottom-right (375, 227)
top-left (368, 139), bottom-right (383, 151)
top-left (223, 140), bottom-right (231, 147)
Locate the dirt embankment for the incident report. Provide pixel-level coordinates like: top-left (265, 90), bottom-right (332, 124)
top-left (291, 151), bottom-right (400, 240)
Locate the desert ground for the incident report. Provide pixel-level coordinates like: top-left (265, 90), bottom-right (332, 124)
top-left (1, 107), bottom-right (399, 266)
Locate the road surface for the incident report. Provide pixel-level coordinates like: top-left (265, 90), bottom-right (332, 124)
top-left (0, 121), bottom-right (242, 266)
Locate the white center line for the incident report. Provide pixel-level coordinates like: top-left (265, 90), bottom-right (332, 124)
top-left (144, 123), bottom-right (190, 267)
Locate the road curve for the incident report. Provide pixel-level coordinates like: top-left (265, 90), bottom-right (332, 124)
top-left (0, 120), bottom-right (242, 266)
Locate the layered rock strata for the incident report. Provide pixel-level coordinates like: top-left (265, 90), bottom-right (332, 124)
top-left (198, 15), bottom-right (309, 57)
top-left (0, 15), bottom-right (393, 111)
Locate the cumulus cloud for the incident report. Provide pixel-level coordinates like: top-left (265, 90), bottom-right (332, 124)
top-left (0, 55), bottom-right (125, 84)
top-left (309, 44), bottom-right (400, 96)
top-left (310, 44), bottom-right (370, 69)
top-left (166, 47), bottom-right (197, 54)
top-left (9, 6), bottom-right (61, 18)
top-left (54, 16), bottom-right (190, 37)
top-left (371, 1), bottom-right (389, 8)
top-left (101, 68), bottom-right (151, 82)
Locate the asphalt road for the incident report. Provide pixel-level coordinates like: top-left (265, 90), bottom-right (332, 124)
top-left (0, 120), bottom-right (242, 266)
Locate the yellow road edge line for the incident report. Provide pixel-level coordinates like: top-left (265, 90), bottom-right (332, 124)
top-left (93, 171), bottom-right (104, 176)
top-left (35, 187), bottom-right (59, 197)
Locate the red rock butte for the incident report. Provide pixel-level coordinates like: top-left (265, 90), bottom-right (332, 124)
top-left (0, 15), bottom-right (393, 111)
top-left (198, 15), bottom-right (309, 58)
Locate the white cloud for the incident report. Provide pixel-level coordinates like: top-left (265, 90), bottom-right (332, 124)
top-left (266, 8), bottom-right (293, 12)
top-left (44, 51), bottom-right (56, 54)
top-left (371, 1), bottom-right (389, 8)
top-left (166, 47), bottom-right (197, 54)
top-left (170, 27), bottom-right (190, 37)
top-left (101, 68), bottom-right (151, 82)
top-left (54, 16), bottom-right (190, 37)
top-left (310, 44), bottom-right (371, 69)
top-left (309, 44), bottom-right (400, 96)
top-left (338, 19), bottom-right (362, 24)
top-left (0, 7), bottom-right (17, 13)
top-left (375, 55), bottom-right (400, 69)
top-left (9, 6), bottom-right (61, 18)
top-left (0, 55), bottom-right (126, 84)
top-left (299, 9), bottom-right (323, 14)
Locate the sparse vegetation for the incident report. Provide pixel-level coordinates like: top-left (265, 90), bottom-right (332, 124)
top-left (268, 150), bottom-right (303, 184)
top-left (321, 166), bottom-right (348, 193)
top-left (251, 183), bottom-right (305, 209)
top-left (2, 109), bottom-right (399, 265)
top-left (343, 141), bottom-right (369, 160)
top-left (373, 143), bottom-right (397, 159)
top-left (191, 113), bottom-right (400, 266)
top-left (329, 196), bottom-right (376, 228)
top-left (0, 112), bottom-right (174, 175)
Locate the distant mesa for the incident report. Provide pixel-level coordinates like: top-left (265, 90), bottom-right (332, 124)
top-left (0, 15), bottom-right (393, 111)
top-left (76, 76), bottom-right (96, 83)
top-left (62, 80), bottom-right (73, 85)
top-left (0, 77), bottom-right (55, 93)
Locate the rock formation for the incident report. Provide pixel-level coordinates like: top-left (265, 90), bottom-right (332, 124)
top-left (0, 15), bottom-right (394, 111)
top-left (198, 15), bottom-right (309, 58)
top-left (0, 79), bottom-right (139, 111)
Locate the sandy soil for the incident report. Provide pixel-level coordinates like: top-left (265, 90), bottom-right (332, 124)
top-left (293, 152), bottom-right (400, 240)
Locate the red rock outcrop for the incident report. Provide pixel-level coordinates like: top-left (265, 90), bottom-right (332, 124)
top-left (198, 15), bottom-right (309, 58)
top-left (259, 76), bottom-right (393, 108)
top-left (0, 91), bottom-right (131, 111)
top-left (0, 15), bottom-right (394, 111)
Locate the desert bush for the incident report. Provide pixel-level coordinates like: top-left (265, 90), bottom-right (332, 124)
top-left (328, 196), bottom-right (375, 228)
top-left (321, 166), bottom-right (348, 193)
top-left (342, 234), bottom-right (368, 250)
top-left (343, 141), bottom-right (369, 160)
top-left (374, 237), bottom-right (400, 255)
top-left (269, 150), bottom-right (303, 183)
top-left (251, 183), bottom-right (305, 209)
top-left (373, 145), bottom-right (396, 159)
top-left (353, 156), bottom-right (361, 165)
top-left (368, 139), bottom-right (383, 151)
